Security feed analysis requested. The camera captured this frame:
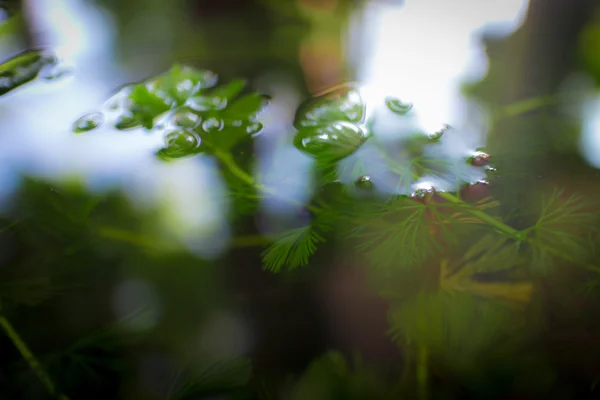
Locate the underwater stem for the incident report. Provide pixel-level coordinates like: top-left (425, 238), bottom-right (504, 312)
top-left (417, 343), bottom-right (428, 400)
top-left (0, 314), bottom-right (70, 400)
top-left (215, 150), bottom-right (321, 214)
top-left (437, 192), bottom-right (521, 239)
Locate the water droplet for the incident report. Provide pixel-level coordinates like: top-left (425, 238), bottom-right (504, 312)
top-left (470, 151), bottom-right (490, 166)
top-left (40, 63), bottom-right (73, 81)
top-left (294, 121), bottom-right (366, 161)
top-left (294, 83), bottom-right (365, 129)
top-left (355, 175), bottom-right (373, 189)
top-left (202, 117), bottom-right (224, 133)
top-left (114, 113), bottom-right (140, 130)
top-left (187, 95), bottom-right (226, 112)
top-left (73, 112), bottom-right (103, 134)
top-left (231, 120), bottom-right (243, 127)
top-left (428, 124), bottom-right (450, 140)
top-left (412, 185), bottom-right (435, 199)
top-left (385, 97), bottom-right (413, 115)
top-left (159, 129), bottom-right (202, 159)
top-left (246, 122), bottom-right (263, 135)
top-left (172, 108), bottom-right (201, 128)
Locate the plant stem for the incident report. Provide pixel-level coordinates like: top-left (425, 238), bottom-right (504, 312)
top-left (417, 343), bottom-right (428, 400)
top-left (437, 192), bottom-right (521, 239)
top-left (215, 150), bottom-right (322, 214)
top-left (0, 314), bottom-right (70, 400)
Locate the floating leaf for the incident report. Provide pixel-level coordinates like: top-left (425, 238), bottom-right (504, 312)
top-left (224, 93), bottom-right (270, 120)
top-left (207, 78), bottom-right (246, 105)
top-left (128, 84), bottom-right (171, 129)
top-left (0, 49), bottom-right (58, 96)
top-left (151, 64), bottom-right (217, 105)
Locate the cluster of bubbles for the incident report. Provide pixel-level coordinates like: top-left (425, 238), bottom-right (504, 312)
top-left (72, 67), bottom-right (492, 193)
top-left (73, 65), bottom-right (268, 159)
top-left (291, 83), bottom-right (492, 197)
top-left (0, 49), bottom-right (73, 97)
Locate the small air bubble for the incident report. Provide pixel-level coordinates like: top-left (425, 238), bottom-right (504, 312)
top-left (385, 97), bottom-right (413, 115)
top-left (246, 122), bottom-right (263, 135)
top-left (40, 64), bottom-right (74, 81)
top-left (172, 108), bottom-right (201, 128)
top-left (470, 151), bottom-right (490, 166)
top-left (428, 124), bottom-right (450, 140)
top-left (187, 96), bottom-right (226, 112)
top-left (73, 112), bottom-right (103, 134)
top-left (355, 175), bottom-right (373, 189)
top-left (202, 117), bottom-right (224, 133)
top-left (159, 129), bottom-right (202, 159)
top-left (412, 187), bottom-right (435, 199)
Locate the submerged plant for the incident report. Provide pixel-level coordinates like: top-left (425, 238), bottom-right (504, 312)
top-left (0, 62), bottom-right (595, 398)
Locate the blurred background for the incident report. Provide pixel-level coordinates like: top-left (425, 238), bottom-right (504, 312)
top-left (1, 0), bottom-right (600, 398)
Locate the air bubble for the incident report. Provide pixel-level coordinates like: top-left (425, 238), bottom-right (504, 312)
top-left (202, 117), bottom-right (224, 133)
top-left (158, 129), bottom-right (202, 159)
top-left (294, 83), bottom-right (365, 129)
top-left (187, 96), bottom-right (226, 112)
top-left (172, 108), bottom-right (201, 128)
top-left (385, 97), bottom-right (413, 115)
top-left (293, 121), bottom-right (366, 161)
top-left (428, 124), bottom-right (450, 140)
top-left (73, 112), bottom-right (103, 134)
top-left (355, 175), bottom-right (373, 189)
top-left (246, 122), bottom-right (263, 135)
top-left (470, 151), bottom-right (490, 166)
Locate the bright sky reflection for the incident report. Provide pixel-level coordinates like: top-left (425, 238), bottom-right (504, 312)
top-left (356, 0), bottom-right (529, 142)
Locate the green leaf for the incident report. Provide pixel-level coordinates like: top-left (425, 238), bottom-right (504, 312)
top-left (0, 49), bottom-right (57, 96)
top-left (0, 277), bottom-right (61, 307)
top-left (526, 189), bottom-right (598, 271)
top-left (287, 351), bottom-right (398, 400)
top-left (262, 226), bottom-right (326, 272)
top-left (128, 84), bottom-right (171, 129)
top-left (348, 198), bottom-right (442, 269)
top-left (167, 358), bottom-right (252, 400)
top-left (224, 93), bottom-right (270, 120)
top-left (389, 292), bottom-right (519, 368)
top-left (208, 78), bottom-right (246, 103)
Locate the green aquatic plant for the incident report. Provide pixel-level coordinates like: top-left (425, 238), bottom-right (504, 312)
top-left (0, 62), bottom-right (587, 398)
top-left (73, 64), bottom-right (269, 161)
